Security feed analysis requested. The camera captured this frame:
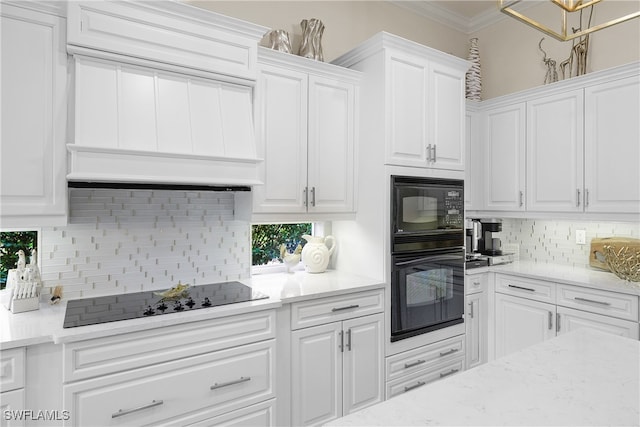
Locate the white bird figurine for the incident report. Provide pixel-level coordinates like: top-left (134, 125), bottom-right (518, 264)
top-left (280, 244), bottom-right (302, 273)
top-left (16, 250), bottom-right (26, 271)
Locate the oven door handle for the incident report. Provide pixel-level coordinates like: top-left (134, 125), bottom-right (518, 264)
top-left (395, 254), bottom-right (461, 266)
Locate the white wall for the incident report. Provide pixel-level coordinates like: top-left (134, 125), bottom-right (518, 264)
top-left (187, 0), bottom-right (640, 99)
top-left (39, 189), bottom-right (250, 299)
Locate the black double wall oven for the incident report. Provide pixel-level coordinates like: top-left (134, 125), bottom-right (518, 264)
top-left (390, 175), bottom-right (465, 342)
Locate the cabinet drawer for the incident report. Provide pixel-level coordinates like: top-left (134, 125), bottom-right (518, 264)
top-left (385, 357), bottom-right (464, 400)
top-left (63, 340), bottom-right (275, 427)
top-left (64, 310), bottom-right (275, 382)
top-left (556, 284), bottom-right (639, 321)
top-left (385, 335), bottom-right (464, 382)
top-left (165, 398), bottom-right (275, 427)
top-left (0, 347), bottom-right (25, 393)
top-left (0, 388), bottom-right (25, 427)
top-left (290, 289), bottom-right (384, 330)
top-left (495, 274), bottom-right (555, 303)
top-left (465, 273), bottom-right (487, 295)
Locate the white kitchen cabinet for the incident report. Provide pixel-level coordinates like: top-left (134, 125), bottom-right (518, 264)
top-left (0, 3), bottom-right (67, 227)
top-left (253, 48), bottom-right (358, 214)
top-left (465, 273), bottom-right (488, 369)
top-left (584, 76), bottom-right (640, 214)
top-left (291, 313), bottom-right (383, 426)
top-left (465, 102), bottom-right (483, 210)
top-left (556, 306), bottom-right (639, 339)
top-left (384, 48), bottom-right (465, 170)
top-left (63, 310), bottom-right (277, 427)
top-left (526, 90), bottom-right (584, 212)
top-left (482, 103), bottom-right (526, 211)
top-left (0, 347), bottom-right (25, 427)
top-left (494, 293), bottom-right (556, 358)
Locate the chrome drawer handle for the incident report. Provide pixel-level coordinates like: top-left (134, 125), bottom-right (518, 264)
top-left (112, 400), bottom-right (163, 418)
top-left (439, 368), bottom-right (459, 378)
top-left (210, 376), bottom-right (251, 390)
top-left (404, 381), bottom-right (426, 392)
top-left (332, 304), bottom-right (359, 312)
top-left (404, 359), bottom-right (426, 369)
top-left (439, 348), bottom-right (459, 357)
top-left (574, 297), bottom-right (611, 306)
top-left (508, 284), bottom-right (536, 292)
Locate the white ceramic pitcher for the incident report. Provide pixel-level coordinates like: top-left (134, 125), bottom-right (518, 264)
top-left (301, 234), bottom-right (336, 273)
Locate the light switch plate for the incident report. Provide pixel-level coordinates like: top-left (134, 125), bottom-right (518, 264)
top-left (576, 229), bottom-right (586, 245)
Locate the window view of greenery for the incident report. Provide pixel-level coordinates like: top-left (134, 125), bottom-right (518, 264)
top-left (0, 231), bottom-right (38, 290)
top-left (252, 223), bottom-right (312, 266)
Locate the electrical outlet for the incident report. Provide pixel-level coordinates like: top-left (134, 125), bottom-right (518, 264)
top-left (576, 229), bottom-right (586, 245)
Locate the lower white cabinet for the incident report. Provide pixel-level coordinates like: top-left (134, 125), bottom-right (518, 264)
top-left (465, 273), bottom-right (488, 369)
top-left (494, 293), bottom-right (556, 358)
top-left (291, 313), bottom-right (384, 426)
top-left (62, 310), bottom-right (277, 427)
top-left (0, 347), bottom-right (26, 427)
top-left (556, 306), bottom-right (639, 338)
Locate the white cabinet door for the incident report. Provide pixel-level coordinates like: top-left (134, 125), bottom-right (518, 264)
top-left (465, 105), bottom-right (483, 210)
top-left (253, 64), bottom-right (308, 213)
top-left (584, 76), bottom-right (640, 213)
top-left (291, 322), bottom-right (342, 427)
top-left (495, 293), bottom-right (556, 358)
top-left (527, 90), bottom-right (584, 212)
top-left (556, 306), bottom-right (639, 339)
top-left (465, 291), bottom-right (486, 369)
top-left (386, 51), bottom-right (429, 167)
top-left (342, 314), bottom-right (384, 415)
top-left (0, 4), bottom-right (67, 226)
top-left (307, 75), bottom-right (356, 213)
top-left (429, 61), bottom-right (465, 171)
top-left (0, 389), bottom-right (25, 427)
top-left (483, 103), bottom-right (526, 211)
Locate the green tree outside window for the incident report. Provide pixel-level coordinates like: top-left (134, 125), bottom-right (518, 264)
top-left (252, 223), bottom-right (311, 266)
top-left (1, 231), bottom-right (38, 289)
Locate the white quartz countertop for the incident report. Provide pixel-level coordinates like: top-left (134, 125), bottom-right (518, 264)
top-left (469, 260), bottom-right (640, 296)
top-left (0, 270), bottom-right (383, 349)
top-left (327, 328), bottom-right (640, 426)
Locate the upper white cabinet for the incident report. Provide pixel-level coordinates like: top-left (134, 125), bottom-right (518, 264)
top-left (333, 32), bottom-right (469, 172)
top-left (465, 102), bottom-right (483, 210)
top-left (526, 90), bottom-right (584, 212)
top-left (482, 103), bottom-right (526, 211)
top-left (584, 76), bottom-right (640, 214)
top-left (66, 1), bottom-right (265, 80)
top-left (253, 48), bottom-right (359, 214)
top-left (0, 3), bottom-right (67, 227)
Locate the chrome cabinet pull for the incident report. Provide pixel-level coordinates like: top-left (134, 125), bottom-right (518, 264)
top-left (439, 368), bottom-right (459, 378)
top-left (548, 311), bottom-right (553, 330)
top-left (339, 330), bottom-right (344, 352)
top-left (426, 144), bottom-right (432, 162)
top-left (585, 189), bottom-right (590, 207)
top-left (432, 144), bottom-right (437, 162)
top-left (404, 359), bottom-right (426, 369)
top-left (574, 297), bottom-right (611, 306)
top-left (332, 304), bottom-right (359, 312)
top-left (439, 348), bottom-right (459, 357)
top-left (519, 191), bottom-right (524, 207)
top-left (112, 400), bottom-right (164, 418)
top-left (576, 189), bottom-right (581, 207)
top-left (210, 376), bottom-right (251, 390)
top-left (303, 187), bottom-right (308, 207)
top-left (556, 313), bottom-right (561, 332)
top-left (508, 284), bottom-right (536, 292)
top-left (404, 381), bottom-right (426, 392)
top-left (346, 329), bottom-right (352, 351)
top-left (311, 187), bottom-right (316, 207)
top-left (468, 301), bottom-right (474, 319)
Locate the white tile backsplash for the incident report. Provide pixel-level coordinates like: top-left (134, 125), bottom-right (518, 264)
top-left (498, 219), bottom-right (640, 268)
top-left (39, 189), bottom-right (250, 299)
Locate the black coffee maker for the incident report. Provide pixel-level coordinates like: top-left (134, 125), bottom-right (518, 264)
top-left (478, 218), bottom-right (503, 256)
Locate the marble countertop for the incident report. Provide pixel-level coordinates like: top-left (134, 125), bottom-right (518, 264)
top-left (0, 270), bottom-right (384, 349)
top-left (328, 328), bottom-right (640, 426)
top-left (468, 261), bottom-right (640, 296)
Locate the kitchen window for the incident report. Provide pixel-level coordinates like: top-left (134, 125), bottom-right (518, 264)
top-left (0, 229), bottom-right (39, 290)
top-left (251, 223), bottom-right (312, 274)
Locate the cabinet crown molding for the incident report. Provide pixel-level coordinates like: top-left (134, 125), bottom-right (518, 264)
top-left (258, 47), bottom-right (361, 83)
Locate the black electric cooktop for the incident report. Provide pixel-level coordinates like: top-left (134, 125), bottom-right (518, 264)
top-left (63, 281), bottom-right (268, 328)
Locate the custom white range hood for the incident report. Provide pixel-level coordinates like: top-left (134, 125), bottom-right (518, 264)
top-left (65, 1), bottom-right (267, 188)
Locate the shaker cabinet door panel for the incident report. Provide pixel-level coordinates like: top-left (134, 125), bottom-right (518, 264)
top-left (584, 76), bottom-right (640, 213)
top-left (527, 90), bottom-right (584, 212)
top-left (556, 306), bottom-right (639, 339)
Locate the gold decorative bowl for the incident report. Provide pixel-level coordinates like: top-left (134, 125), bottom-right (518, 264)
top-left (603, 244), bottom-right (640, 282)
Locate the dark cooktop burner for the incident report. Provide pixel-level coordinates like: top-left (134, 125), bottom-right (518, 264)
top-left (62, 281), bottom-right (268, 328)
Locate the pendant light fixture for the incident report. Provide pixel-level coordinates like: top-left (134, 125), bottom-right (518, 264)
top-left (498, 0), bottom-right (640, 41)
